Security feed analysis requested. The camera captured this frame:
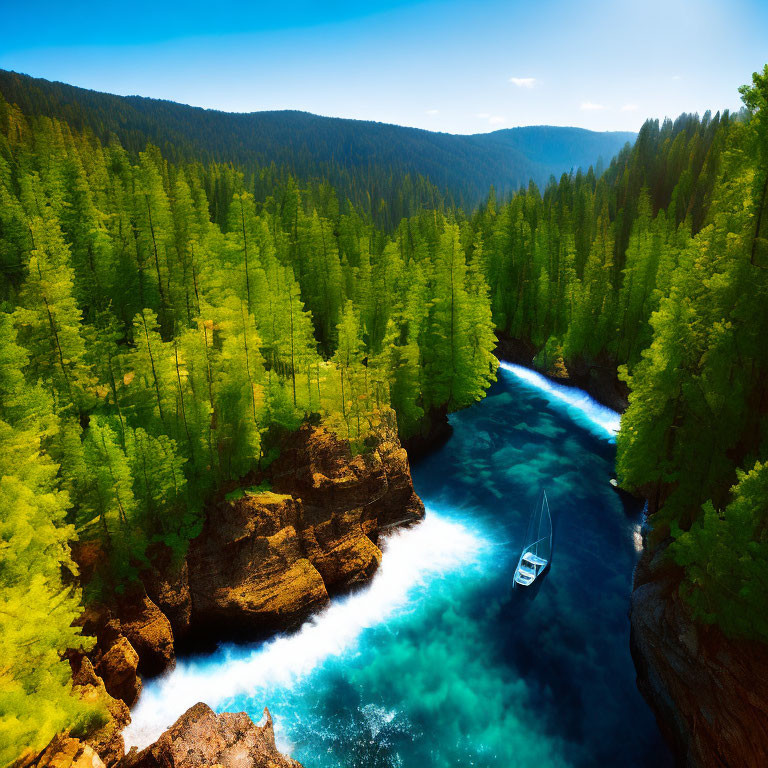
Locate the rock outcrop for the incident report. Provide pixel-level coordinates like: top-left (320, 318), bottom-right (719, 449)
top-left (69, 419), bottom-right (423, 680)
top-left (93, 634), bottom-right (141, 708)
top-left (186, 422), bottom-right (424, 636)
top-left (26, 737), bottom-right (106, 768)
top-left (54, 420), bottom-right (421, 768)
top-left (270, 422), bottom-right (424, 535)
top-left (140, 543), bottom-right (191, 642)
top-left (630, 543), bottom-right (768, 767)
top-left (76, 603), bottom-right (141, 708)
top-left (71, 658), bottom-right (130, 766)
top-left (71, 539), bottom-right (177, 702)
top-left (116, 593), bottom-right (175, 678)
top-left (187, 492), bottom-right (328, 633)
top-left (121, 703), bottom-right (301, 768)
top-left (76, 587), bottom-right (175, 707)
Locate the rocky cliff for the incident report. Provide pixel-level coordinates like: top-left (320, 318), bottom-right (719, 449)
top-left (59, 420), bottom-right (422, 767)
top-left (630, 542), bottom-right (768, 767)
top-left (187, 421), bottom-right (424, 639)
top-left (187, 491), bottom-right (329, 635)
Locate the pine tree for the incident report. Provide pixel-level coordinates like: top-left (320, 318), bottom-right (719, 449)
top-left (332, 301), bottom-right (367, 439)
top-left (15, 216), bottom-right (94, 411)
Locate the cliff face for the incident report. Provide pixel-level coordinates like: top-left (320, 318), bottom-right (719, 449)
top-left (75, 588), bottom-right (175, 708)
top-left (187, 492), bottom-right (329, 633)
top-left (630, 543), bottom-right (768, 767)
top-left (60, 421), bottom-right (422, 767)
top-left (187, 423), bottom-right (424, 637)
top-left (86, 421), bottom-right (422, 680)
top-left (270, 422), bottom-right (424, 541)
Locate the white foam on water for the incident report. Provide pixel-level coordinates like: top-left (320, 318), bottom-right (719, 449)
top-left (123, 509), bottom-right (487, 750)
top-left (498, 362), bottom-right (621, 440)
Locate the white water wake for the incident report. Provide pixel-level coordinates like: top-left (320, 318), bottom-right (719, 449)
top-left (124, 509), bottom-right (487, 750)
top-left (499, 362), bottom-right (621, 440)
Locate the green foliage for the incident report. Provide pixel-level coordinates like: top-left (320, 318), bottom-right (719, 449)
top-left (224, 480), bottom-right (272, 502)
top-left (671, 462), bottom-right (768, 640)
top-left (1, 60), bottom-right (767, 763)
top-left (0, 69), bottom-right (635, 228)
top-left (0, 322), bottom-right (95, 765)
top-left (617, 66), bottom-right (768, 641)
top-left (0, 93), bottom-right (507, 763)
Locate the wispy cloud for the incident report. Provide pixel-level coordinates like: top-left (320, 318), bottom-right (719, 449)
top-left (671, 74), bottom-right (682, 81)
top-left (509, 77), bottom-right (536, 88)
top-left (476, 112), bottom-right (490, 119)
top-left (621, 103), bottom-right (638, 112)
top-left (580, 101), bottom-right (608, 111)
top-left (488, 115), bottom-right (506, 125)
top-left (425, 108), bottom-right (439, 115)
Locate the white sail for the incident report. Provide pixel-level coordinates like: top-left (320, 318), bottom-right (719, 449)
top-left (513, 490), bottom-right (552, 586)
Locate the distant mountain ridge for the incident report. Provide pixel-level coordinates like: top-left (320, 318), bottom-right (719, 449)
top-left (0, 69), bottom-right (635, 213)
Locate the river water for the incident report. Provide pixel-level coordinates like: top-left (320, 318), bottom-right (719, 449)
top-left (125, 362), bottom-right (672, 767)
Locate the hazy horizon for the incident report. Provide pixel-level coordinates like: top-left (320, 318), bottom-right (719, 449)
top-left (1, 68), bottom-right (646, 137)
top-left (2, 0), bottom-right (764, 134)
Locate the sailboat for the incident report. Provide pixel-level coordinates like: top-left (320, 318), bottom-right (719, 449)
top-left (513, 490), bottom-right (553, 587)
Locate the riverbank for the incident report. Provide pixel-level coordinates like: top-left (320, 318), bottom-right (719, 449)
top-left (20, 418), bottom-right (424, 768)
top-left (399, 331), bottom-right (629, 461)
top-left (494, 332), bottom-right (629, 413)
top-left (22, 355), bottom-right (761, 768)
top-left (126, 361), bottom-right (670, 768)
top-left (630, 540), bottom-right (768, 768)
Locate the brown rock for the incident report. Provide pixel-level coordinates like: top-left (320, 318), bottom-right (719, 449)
top-left (270, 422), bottom-right (423, 589)
top-left (117, 593), bottom-right (175, 677)
top-left (95, 635), bottom-right (142, 708)
top-left (120, 703), bottom-right (301, 768)
top-left (188, 492), bottom-right (328, 633)
top-left (185, 422), bottom-right (423, 638)
top-left (31, 737), bottom-right (105, 768)
top-left (141, 543), bottom-right (192, 642)
top-left (299, 505), bottom-right (382, 587)
top-left (73, 562), bottom-right (176, 683)
top-left (630, 543), bottom-right (768, 767)
top-left (272, 422), bottom-right (424, 527)
top-left (74, 602), bottom-right (147, 707)
top-left (72, 657), bottom-right (130, 765)
top-left (364, 421), bottom-right (426, 530)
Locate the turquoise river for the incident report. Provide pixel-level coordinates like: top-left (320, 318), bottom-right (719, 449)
top-left (125, 362), bottom-right (673, 767)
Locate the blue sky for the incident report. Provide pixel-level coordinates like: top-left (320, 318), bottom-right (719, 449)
top-left (2, 0), bottom-right (766, 133)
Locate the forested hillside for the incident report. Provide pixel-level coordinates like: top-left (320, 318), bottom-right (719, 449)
top-left (0, 90), bottom-right (499, 761)
top-left (0, 70), bottom-right (634, 226)
top-left (1, 64), bottom-right (767, 766)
